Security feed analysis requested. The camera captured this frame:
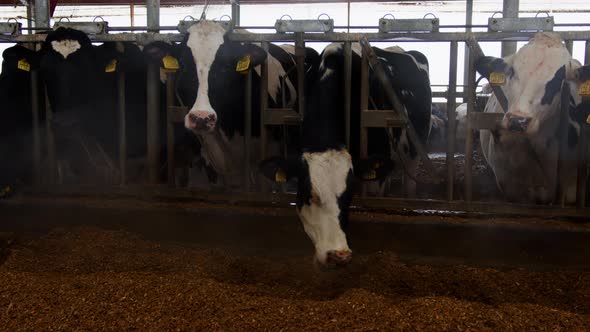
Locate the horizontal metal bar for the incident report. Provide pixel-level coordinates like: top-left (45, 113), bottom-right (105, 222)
top-left (361, 110), bottom-right (406, 128)
top-left (263, 108), bottom-right (301, 125)
top-left (2, 30), bottom-right (590, 43)
top-left (169, 106), bottom-right (188, 123)
top-left (469, 112), bottom-right (503, 130)
top-left (17, 184), bottom-right (590, 219)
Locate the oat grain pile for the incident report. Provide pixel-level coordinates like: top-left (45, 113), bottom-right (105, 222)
top-left (1, 226), bottom-right (589, 331)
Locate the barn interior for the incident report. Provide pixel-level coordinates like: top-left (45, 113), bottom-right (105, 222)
top-left (0, 0), bottom-right (589, 329)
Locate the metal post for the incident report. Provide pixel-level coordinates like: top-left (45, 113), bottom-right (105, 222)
top-left (231, 0), bottom-right (240, 27)
top-left (44, 86), bottom-right (56, 184)
top-left (166, 71), bottom-right (175, 187)
top-left (565, 40), bottom-right (574, 55)
top-left (34, 0), bottom-right (50, 29)
top-left (446, 41), bottom-right (458, 201)
top-left (576, 40), bottom-right (590, 208)
top-left (295, 33), bottom-right (305, 118)
top-left (359, 45), bottom-right (369, 197)
top-left (116, 43), bottom-right (127, 186)
top-left (30, 70), bottom-right (41, 185)
top-left (556, 81), bottom-right (570, 207)
top-left (26, 2), bottom-right (33, 34)
top-left (343, 41), bottom-right (352, 150)
top-left (259, 41), bottom-right (269, 161)
top-left (463, 0), bottom-right (473, 102)
top-left (146, 62), bottom-right (160, 184)
top-left (501, 0), bottom-right (519, 57)
top-left (146, 0), bottom-right (160, 32)
top-left (464, 46), bottom-right (476, 202)
top-left (359, 44), bottom-right (369, 160)
top-left (244, 69), bottom-right (252, 192)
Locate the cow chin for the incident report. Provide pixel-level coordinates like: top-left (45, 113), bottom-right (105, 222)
top-left (297, 204), bottom-right (352, 269)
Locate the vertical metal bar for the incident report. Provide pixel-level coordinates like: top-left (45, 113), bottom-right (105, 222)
top-left (146, 0), bottom-right (160, 32)
top-left (26, 2), bottom-right (33, 34)
top-left (130, 0), bottom-right (135, 29)
top-left (44, 86), bottom-right (56, 184)
top-left (117, 43), bottom-right (127, 186)
top-left (576, 40), bottom-right (590, 208)
top-left (464, 45), bottom-right (476, 203)
top-left (295, 33), bottom-right (305, 118)
top-left (260, 41), bottom-right (269, 162)
top-left (501, 0), bottom-right (519, 57)
top-left (360, 44), bottom-right (369, 197)
top-left (34, 0), bottom-right (50, 29)
top-left (30, 70), bottom-right (41, 185)
top-left (146, 62), bottom-right (160, 184)
top-left (359, 43), bottom-right (369, 160)
top-left (556, 82), bottom-right (570, 207)
top-left (343, 41), bottom-right (352, 150)
top-left (244, 69), bottom-right (252, 192)
top-left (446, 41), bottom-right (458, 201)
top-left (463, 0), bottom-right (473, 102)
top-left (166, 71), bottom-right (175, 187)
top-left (565, 40), bottom-right (574, 55)
top-left (231, 0), bottom-right (240, 27)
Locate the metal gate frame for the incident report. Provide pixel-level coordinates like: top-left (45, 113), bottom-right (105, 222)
top-left (4, 26), bottom-right (590, 215)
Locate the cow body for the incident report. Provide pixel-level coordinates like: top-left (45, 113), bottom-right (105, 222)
top-left (476, 33), bottom-right (589, 204)
top-left (0, 44), bottom-right (43, 187)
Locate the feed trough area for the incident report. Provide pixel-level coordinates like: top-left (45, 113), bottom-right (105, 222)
top-left (1, 196), bottom-right (589, 330)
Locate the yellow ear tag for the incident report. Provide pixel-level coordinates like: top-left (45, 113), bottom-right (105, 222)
top-left (489, 72), bottom-right (505, 86)
top-left (586, 114), bottom-right (590, 124)
top-left (275, 168), bottom-right (287, 183)
top-left (364, 169), bottom-right (377, 180)
top-left (17, 58), bottom-right (30, 72)
top-left (236, 55), bottom-right (251, 73)
top-left (579, 80), bottom-right (590, 97)
top-left (162, 55), bottom-right (180, 71)
top-left (105, 59), bottom-right (117, 73)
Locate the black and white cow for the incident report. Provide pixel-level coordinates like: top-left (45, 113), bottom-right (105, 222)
top-left (0, 44), bottom-right (43, 190)
top-left (475, 32), bottom-right (590, 204)
top-left (260, 43), bottom-right (431, 267)
top-left (146, 21), bottom-right (319, 188)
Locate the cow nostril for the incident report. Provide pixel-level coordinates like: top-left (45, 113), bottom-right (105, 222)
top-left (325, 250), bottom-right (352, 266)
top-left (189, 113), bottom-right (198, 124)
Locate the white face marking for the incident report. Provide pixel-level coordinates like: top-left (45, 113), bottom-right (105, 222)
top-left (184, 21), bottom-right (226, 130)
top-left (51, 40), bottom-right (81, 59)
top-left (297, 149), bottom-right (352, 264)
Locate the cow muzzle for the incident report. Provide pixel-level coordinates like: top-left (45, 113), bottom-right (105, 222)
top-left (316, 250), bottom-right (352, 269)
top-left (504, 113), bottom-right (532, 133)
top-left (186, 111), bottom-right (217, 132)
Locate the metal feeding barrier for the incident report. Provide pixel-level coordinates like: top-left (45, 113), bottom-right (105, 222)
top-left (6, 12), bottom-right (590, 216)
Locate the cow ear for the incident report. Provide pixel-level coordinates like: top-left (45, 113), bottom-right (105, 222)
top-left (240, 44), bottom-right (268, 68)
top-left (143, 41), bottom-right (178, 64)
top-left (571, 64), bottom-right (590, 83)
top-left (258, 156), bottom-right (298, 183)
top-left (354, 156), bottom-right (394, 182)
top-left (475, 56), bottom-right (508, 79)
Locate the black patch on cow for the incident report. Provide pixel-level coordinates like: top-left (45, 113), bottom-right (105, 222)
top-left (475, 56), bottom-right (509, 79)
top-left (296, 158), bottom-right (312, 208)
top-left (337, 168), bottom-right (355, 231)
top-left (541, 65), bottom-right (566, 106)
top-left (568, 124), bottom-right (578, 148)
top-left (576, 65), bottom-right (590, 82)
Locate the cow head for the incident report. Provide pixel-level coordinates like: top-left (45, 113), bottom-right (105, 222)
top-left (181, 21), bottom-right (267, 133)
top-left (476, 32), bottom-right (588, 136)
top-left (259, 152), bottom-right (392, 268)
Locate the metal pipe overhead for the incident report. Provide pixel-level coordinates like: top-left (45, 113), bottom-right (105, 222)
top-left (463, 0), bottom-right (473, 101)
top-left (146, 0), bottom-right (160, 32)
top-left (34, 0), bottom-right (50, 28)
top-left (501, 0), bottom-right (519, 57)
